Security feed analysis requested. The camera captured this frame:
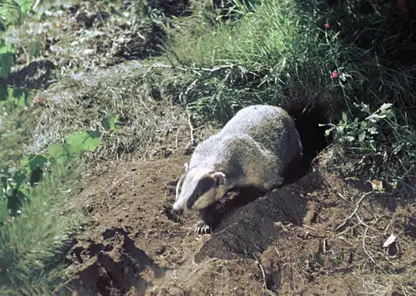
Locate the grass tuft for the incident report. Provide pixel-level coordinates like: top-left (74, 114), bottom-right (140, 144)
top-left (161, 0), bottom-right (416, 123)
top-left (0, 161), bottom-right (85, 294)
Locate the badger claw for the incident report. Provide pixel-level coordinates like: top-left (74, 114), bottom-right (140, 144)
top-left (193, 220), bottom-right (212, 235)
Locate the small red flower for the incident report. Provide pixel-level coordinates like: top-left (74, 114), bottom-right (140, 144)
top-left (331, 70), bottom-right (340, 79)
top-left (324, 23), bottom-right (330, 29)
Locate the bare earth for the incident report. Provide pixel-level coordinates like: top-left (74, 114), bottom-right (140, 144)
top-left (64, 141), bottom-right (416, 296)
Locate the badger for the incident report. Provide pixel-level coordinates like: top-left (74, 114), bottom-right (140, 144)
top-left (171, 104), bottom-right (303, 234)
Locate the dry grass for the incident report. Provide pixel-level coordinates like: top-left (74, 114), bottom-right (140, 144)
top-left (29, 62), bottom-right (191, 162)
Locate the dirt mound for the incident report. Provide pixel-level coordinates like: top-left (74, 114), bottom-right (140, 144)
top-left (64, 149), bottom-right (416, 295)
top-left (195, 173), bottom-right (322, 262)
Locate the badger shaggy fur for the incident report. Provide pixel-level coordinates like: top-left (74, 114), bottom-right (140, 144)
top-left (172, 105), bottom-right (303, 234)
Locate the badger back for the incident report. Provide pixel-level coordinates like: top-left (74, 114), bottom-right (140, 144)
top-left (219, 105), bottom-right (295, 152)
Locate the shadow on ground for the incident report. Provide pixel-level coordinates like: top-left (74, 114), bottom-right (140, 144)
top-left (195, 173), bottom-right (323, 262)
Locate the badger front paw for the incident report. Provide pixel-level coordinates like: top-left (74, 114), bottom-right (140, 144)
top-left (193, 220), bottom-right (212, 235)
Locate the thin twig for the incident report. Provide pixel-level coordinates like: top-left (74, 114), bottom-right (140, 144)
top-left (185, 111), bottom-right (195, 149)
top-left (253, 254), bottom-right (275, 295)
top-left (361, 223), bottom-right (376, 264)
top-left (336, 191), bottom-right (373, 231)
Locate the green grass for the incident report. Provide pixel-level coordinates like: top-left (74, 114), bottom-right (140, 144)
top-left (162, 1), bottom-right (411, 121)
top-left (0, 163), bottom-right (85, 295)
top-left (164, 0), bottom-right (341, 117)
top-left (0, 110), bottom-right (86, 294)
top-left (169, 1), bottom-right (321, 68)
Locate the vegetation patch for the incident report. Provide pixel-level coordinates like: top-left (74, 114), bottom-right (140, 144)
top-left (0, 162), bottom-right (85, 295)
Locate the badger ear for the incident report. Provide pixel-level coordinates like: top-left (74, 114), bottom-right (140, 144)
top-left (211, 172), bottom-right (226, 186)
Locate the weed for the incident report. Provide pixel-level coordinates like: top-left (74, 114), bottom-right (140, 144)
top-left (323, 102), bottom-right (416, 188)
top-left (0, 2), bottom-right (100, 294)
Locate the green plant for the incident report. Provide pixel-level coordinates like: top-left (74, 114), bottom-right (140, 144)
top-left (0, 129), bottom-right (101, 223)
top-left (0, 0), bottom-right (33, 31)
top-left (0, 0), bottom-right (106, 294)
top-left (0, 0), bottom-right (34, 112)
top-left (0, 155), bottom-right (46, 220)
top-left (159, 0), bottom-right (343, 122)
top-left (0, 161), bottom-right (85, 295)
top-left (48, 130), bottom-right (102, 166)
top-left (0, 39), bottom-right (14, 78)
top-left (323, 102), bottom-right (416, 186)
top-left (102, 114), bottom-right (120, 131)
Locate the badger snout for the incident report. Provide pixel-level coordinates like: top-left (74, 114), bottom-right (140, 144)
top-left (171, 207), bottom-right (184, 216)
top-left (171, 200), bottom-right (184, 216)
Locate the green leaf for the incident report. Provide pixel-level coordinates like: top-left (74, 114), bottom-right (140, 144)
top-left (345, 135), bottom-right (355, 142)
top-left (2, 87), bottom-right (30, 108)
top-left (0, 84), bottom-right (7, 100)
top-left (14, 171), bottom-right (26, 187)
top-left (28, 38), bottom-right (41, 59)
top-left (379, 103), bottom-right (392, 111)
top-left (65, 130), bottom-right (101, 155)
top-left (358, 131), bottom-right (366, 142)
top-left (0, 2), bottom-right (21, 28)
top-left (102, 115), bottom-right (119, 131)
top-left (0, 195), bottom-right (9, 223)
top-left (341, 112), bottom-right (347, 122)
top-left (324, 126), bottom-right (335, 136)
top-left (15, 0), bottom-right (33, 14)
top-left (22, 154), bottom-right (48, 172)
top-left (48, 143), bottom-right (75, 165)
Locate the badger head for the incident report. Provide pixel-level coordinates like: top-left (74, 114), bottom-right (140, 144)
top-left (171, 163), bottom-right (227, 216)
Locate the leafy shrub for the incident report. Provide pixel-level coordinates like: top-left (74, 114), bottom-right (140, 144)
top-left (323, 102), bottom-right (416, 186)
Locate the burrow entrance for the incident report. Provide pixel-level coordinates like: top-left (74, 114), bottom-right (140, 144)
top-left (289, 104), bottom-right (330, 164)
top-left (282, 104), bottom-right (331, 184)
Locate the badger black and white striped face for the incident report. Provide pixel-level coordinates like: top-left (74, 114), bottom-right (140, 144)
top-left (172, 164), bottom-right (227, 216)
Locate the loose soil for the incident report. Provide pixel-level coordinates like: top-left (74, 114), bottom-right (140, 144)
top-left (64, 144), bottom-right (416, 296)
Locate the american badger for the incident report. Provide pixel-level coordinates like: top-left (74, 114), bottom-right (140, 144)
top-left (172, 105), bottom-right (303, 234)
